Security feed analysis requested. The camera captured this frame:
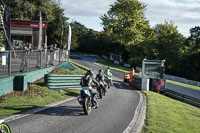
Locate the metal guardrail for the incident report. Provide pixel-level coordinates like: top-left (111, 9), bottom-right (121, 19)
top-left (44, 74), bottom-right (84, 91)
top-left (0, 49), bottom-right (69, 78)
top-left (164, 89), bottom-right (200, 108)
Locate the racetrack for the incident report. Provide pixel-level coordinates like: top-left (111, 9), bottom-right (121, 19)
top-left (7, 54), bottom-right (141, 133)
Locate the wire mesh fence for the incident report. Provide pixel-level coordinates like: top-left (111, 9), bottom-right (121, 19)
top-left (0, 49), bottom-right (69, 78)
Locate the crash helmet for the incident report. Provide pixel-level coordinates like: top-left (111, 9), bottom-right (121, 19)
top-left (99, 69), bottom-right (103, 73)
top-left (86, 70), bottom-right (94, 76)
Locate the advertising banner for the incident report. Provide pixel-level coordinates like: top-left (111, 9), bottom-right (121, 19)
top-left (67, 25), bottom-right (71, 50)
top-left (37, 11), bottom-right (42, 50)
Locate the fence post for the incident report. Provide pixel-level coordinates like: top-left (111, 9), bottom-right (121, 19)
top-left (46, 50), bottom-right (48, 67)
top-left (8, 51), bottom-right (11, 76)
top-left (40, 50), bottom-right (42, 68)
top-left (59, 49), bottom-right (61, 65)
top-left (27, 52), bottom-right (29, 72)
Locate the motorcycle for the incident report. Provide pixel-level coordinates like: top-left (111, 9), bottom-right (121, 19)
top-left (105, 76), bottom-right (112, 89)
top-left (97, 81), bottom-right (106, 99)
top-left (0, 120), bottom-right (11, 133)
top-left (77, 86), bottom-right (98, 115)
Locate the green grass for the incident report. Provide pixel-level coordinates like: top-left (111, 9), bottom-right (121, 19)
top-left (97, 59), bottom-right (139, 75)
top-left (143, 91), bottom-right (200, 133)
top-left (0, 67), bottom-right (82, 119)
top-left (50, 68), bottom-right (85, 75)
top-left (167, 80), bottom-right (200, 91)
top-left (0, 83), bottom-right (79, 119)
top-left (69, 56), bottom-right (82, 60)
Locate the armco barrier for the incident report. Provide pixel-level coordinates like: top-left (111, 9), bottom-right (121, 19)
top-left (131, 76), bottom-right (142, 90)
top-left (44, 74), bottom-right (84, 91)
top-left (164, 89), bottom-right (200, 108)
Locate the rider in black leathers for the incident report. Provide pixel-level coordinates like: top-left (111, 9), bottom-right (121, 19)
top-left (96, 69), bottom-right (107, 92)
top-left (80, 70), bottom-right (99, 107)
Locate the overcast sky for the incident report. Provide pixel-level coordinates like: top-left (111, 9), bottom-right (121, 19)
top-left (60, 0), bottom-right (200, 37)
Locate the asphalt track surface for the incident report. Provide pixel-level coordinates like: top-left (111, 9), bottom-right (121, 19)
top-left (166, 83), bottom-right (200, 99)
top-left (7, 55), bottom-right (140, 133)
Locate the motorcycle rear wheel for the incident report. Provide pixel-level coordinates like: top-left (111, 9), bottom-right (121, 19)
top-left (99, 88), bottom-right (103, 99)
top-left (83, 97), bottom-right (91, 115)
top-left (0, 123), bottom-right (11, 133)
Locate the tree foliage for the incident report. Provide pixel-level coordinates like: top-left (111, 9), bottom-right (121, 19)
top-left (101, 0), bottom-right (150, 46)
top-left (153, 21), bottom-right (186, 73)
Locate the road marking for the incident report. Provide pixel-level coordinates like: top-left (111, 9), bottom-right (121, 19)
top-left (123, 91), bottom-right (145, 133)
top-left (4, 97), bottom-right (76, 122)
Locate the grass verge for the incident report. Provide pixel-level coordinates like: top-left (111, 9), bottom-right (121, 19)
top-left (69, 56), bottom-right (82, 60)
top-left (0, 68), bottom-right (82, 119)
top-left (143, 91), bottom-right (200, 133)
top-left (167, 80), bottom-right (200, 91)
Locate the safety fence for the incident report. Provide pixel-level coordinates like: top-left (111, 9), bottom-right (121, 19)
top-left (44, 74), bottom-right (84, 91)
top-left (0, 49), bottom-right (69, 78)
top-left (164, 89), bottom-right (200, 108)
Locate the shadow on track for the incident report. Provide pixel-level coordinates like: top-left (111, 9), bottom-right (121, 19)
top-left (113, 80), bottom-right (136, 90)
top-left (35, 105), bottom-right (85, 116)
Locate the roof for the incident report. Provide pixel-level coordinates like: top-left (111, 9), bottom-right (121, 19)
top-left (11, 20), bottom-right (48, 29)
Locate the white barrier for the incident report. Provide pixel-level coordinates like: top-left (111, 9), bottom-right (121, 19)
top-left (102, 55), bottom-right (108, 60)
top-left (114, 60), bottom-right (119, 65)
top-left (142, 78), bottom-right (149, 91)
top-left (124, 63), bottom-right (130, 68)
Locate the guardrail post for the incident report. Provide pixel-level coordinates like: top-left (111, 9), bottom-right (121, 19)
top-left (27, 52), bottom-right (29, 72)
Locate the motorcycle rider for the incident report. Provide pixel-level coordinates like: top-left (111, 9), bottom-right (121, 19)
top-left (104, 67), bottom-right (113, 88)
top-left (96, 69), bottom-right (107, 92)
top-left (105, 67), bottom-right (112, 77)
top-left (80, 70), bottom-right (99, 108)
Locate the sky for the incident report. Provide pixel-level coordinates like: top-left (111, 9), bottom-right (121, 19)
top-left (60, 0), bottom-right (200, 37)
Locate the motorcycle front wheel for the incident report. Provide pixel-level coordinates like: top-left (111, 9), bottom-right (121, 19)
top-left (82, 97), bottom-right (91, 115)
top-left (0, 123), bottom-right (11, 133)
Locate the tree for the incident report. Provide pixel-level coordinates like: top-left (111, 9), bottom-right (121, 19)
top-left (185, 26), bottom-right (200, 54)
top-left (100, 0), bottom-right (150, 46)
top-left (153, 21), bottom-right (186, 74)
top-left (100, 0), bottom-right (156, 66)
top-left (70, 21), bottom-right (88, 51)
